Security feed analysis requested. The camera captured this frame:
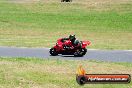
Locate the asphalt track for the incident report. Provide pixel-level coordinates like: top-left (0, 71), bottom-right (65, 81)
top-left (0, 46), bottom-right (132, 62)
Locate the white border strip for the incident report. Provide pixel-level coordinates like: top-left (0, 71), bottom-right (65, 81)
top-left (0, 46), bottom-right (132, 51)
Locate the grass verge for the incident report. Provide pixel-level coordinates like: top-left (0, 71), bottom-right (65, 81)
top-left (0, 57), bottom-right (131, 88)
top-left (0, 0), bottom-right (132, 49)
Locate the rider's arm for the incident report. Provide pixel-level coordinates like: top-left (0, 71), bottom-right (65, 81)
top-left (62, 38), bottom-right (69, 40)
top-left (61, 38), bottom-right (69, 42)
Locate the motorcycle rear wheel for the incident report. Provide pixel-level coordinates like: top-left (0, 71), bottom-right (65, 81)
top-left (74, 48), bottom-right (87, 57)
top-left (81, 48), bottom-right (87, 55)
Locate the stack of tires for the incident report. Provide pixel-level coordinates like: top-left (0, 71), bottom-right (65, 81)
top-left (61, 0), bottom-right (72, 2)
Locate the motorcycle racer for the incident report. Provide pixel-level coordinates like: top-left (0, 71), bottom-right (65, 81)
top-left (49, 35), bottom-right (90, 56)
top-left (62, 35), bottom-right (81, 50)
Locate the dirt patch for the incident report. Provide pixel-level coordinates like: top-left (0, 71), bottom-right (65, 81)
top-left (7, 0), bottom-right (60, 3)
top-left (7, 0), bottom-right (41, 3)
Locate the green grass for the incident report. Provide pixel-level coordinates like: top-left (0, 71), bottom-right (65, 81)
top-left (0, 0), bottom-right (132, 49)
top-left (0, 57), bottom-right (131, 88)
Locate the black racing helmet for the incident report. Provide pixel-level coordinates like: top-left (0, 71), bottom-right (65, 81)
top-left (69, 35), bottom-right (76, 41)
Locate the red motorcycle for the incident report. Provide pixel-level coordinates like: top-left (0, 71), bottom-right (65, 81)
top-left (50, 38), bottom-right (91, 57)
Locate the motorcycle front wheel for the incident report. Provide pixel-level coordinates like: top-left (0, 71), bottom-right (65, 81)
top-left (49, 48), bottom-right (58, 56)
